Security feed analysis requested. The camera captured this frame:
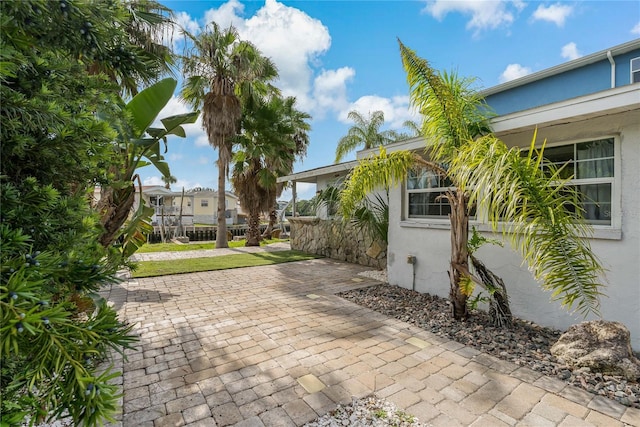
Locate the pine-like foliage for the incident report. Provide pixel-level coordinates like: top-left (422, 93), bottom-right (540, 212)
top-left (1, 1), bottom-right (143, 424)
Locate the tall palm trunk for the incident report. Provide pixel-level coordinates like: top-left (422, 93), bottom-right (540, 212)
top-left (216, 159), bottom-right (229, 248)
top-left (246, 210), bottom-right (261, 246)
top-left (448, 190), bottom-right (470, 320)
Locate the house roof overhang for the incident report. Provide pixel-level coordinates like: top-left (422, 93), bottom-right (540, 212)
top-left (490, 83), bottom-right (640, 136)
top-left (277, 160), bottom-right (359, 184)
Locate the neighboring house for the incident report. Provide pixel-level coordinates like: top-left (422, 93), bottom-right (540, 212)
top-left (186, 188), bottom-right (240, 225)
top-left (278, 39), bottom-right (640, 347)
top-left (133, 186), bottom-right (240, 226)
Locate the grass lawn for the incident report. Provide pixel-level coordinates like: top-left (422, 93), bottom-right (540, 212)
top-left (137, 238), bottom-right (286, 253)
top-left (131, 250), bottom-right (320, 278)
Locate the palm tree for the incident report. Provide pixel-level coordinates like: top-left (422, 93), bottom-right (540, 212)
top-left (263, 96), bottom-right (311, 237)
top-left (161, 174), bottom-right (177, 189)
top-left (232, 96), bottom-right (296, 246)
top-left (339, 40), bottom-right (604, 322)
top-left (181, 23), bottom-right (278, 248)
top-left (334, 110), bottom-right (400, 163)
top-left (87, 0), bottom-right (177, 96)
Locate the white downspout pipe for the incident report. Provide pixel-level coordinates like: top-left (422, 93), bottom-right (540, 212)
top-left (607, 50), bottom-right (616, 88)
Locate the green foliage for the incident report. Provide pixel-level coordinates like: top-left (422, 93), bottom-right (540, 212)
top-left (180, 22), bottom-right (279, 248)
top-left (398, 40), bottom-right (492, 163)
top-left (467, 226), bottom-right (503, 254)
top-left (334, 110), bottom-right (401, 163)
top-left (374, 409), bottom-right (388, 418)
top-left (352, 193), bottom-right (390, 244)
top-left (341, 40), bottom-right (605, 320)
top-left (314, 185), bottom-right (343, 218)
top-left (96, 77), bottom-right (199, 251)
top-left (231, 94), bottom-right (309, 245)
top-left (0, 1), bottom-right (151, 424)
top-left (339, 148), bottom-right (427, 217)
top-left (0, 223), bottom-right (137, 425)
top-left (452, 132), bottom-right (604, 315)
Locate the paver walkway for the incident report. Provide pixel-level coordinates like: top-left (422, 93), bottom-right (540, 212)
top-left (101, 251), bottom-right (640, 426)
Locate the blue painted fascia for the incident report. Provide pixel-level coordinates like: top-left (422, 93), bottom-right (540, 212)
top-left (484, 43), bottom-right (640, 116)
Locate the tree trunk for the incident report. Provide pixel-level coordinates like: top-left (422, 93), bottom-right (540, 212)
top-left (448, 190), bottom-right (469, 320)
top-left (97, 184), bottom-right (136, 248)
top-left (216, 160), bottom-right (229, 248)
top-left (159, 206), bottom-right (166, 243)
top-left (470, 254), bottom-right (513, 327)
top-left (262, 206), bottom-right (277, 238)
top-left (246, 209), bottom-right (261, 246)
top-left (177, 188), bottom-right (185, 237)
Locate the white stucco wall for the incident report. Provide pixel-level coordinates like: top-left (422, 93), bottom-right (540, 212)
top-left (387, 110), bottom-right (640, 349)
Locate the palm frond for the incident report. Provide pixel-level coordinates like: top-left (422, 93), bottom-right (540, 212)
top-left (398, 40), bottom-right (491, 163)
top-left (340, 148), bottom-right (422, 216)
top-left (451, 132), bottom-right (605, 316)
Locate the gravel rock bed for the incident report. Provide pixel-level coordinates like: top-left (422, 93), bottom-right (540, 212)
top-left (341, 280), bottom-right (640, 409)
top-left (304, 396), bottom-right (430, 427)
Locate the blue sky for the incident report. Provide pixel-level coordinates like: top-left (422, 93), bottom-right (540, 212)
top-left (146, 0), bottom-right (640, 200)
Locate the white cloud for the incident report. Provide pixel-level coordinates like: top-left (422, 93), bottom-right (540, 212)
top-left (174, 11), bottom-right (200, 35)
top-left (632, 22), bottom-right (640, 35)
top-left (143, 176), bottom-right (165, 186)
top-left (239, 0), bottom-right (332, 111)
top-left (198, 156), bottom-right (211, 165)
top-left (168, 153), bottom-right (183, 161)
top-left (203, 0), bottom-right (246, 29)
top-left (499, 63), bottom-right (532, 83)
top-left (532, 3), bottom-right (573, 27)
top-left (339, 95), bottom-right (418, 129)
top-left (561, 42), bottom-right (581, 61)
top-left (195, 135), bottom-right (210, 148)
top-left (171, 2), bottom-right (415, 134)
top-left (312, 67), bottom-right (355, 117)
top-left (175, 178), bottom-right (203, 191)
top-left (423, 0), bottom-right (525, 34)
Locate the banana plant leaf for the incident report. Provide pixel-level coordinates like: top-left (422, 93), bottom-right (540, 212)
top-left (126, 78), bottom-right (177, 139)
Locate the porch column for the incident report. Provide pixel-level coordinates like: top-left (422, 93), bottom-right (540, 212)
top-left (292, 181), bottom-right (297, 217)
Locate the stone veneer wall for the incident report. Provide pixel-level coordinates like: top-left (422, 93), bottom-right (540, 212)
top-left (288, 217), bottom-right (386, 269)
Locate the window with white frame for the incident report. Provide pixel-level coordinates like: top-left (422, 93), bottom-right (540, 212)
top-left (631, 57), bottom-right (640, 84)
top-left (200, 199), bottom-right (208, 207)
top-left (537, 137), bottom-right (615, 226)
top-left (406, 168), bottom-right (453, 218)
top-left (404, 137), bottom-right (616, 226)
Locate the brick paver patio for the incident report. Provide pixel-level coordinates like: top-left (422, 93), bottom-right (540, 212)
top-left (101, 257), bottom-right (640, 426)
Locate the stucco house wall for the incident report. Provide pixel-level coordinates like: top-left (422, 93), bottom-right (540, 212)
top-left (387, 106), bottom-right (640, 349)
top-left (385, 42), bottom-right (640, 348)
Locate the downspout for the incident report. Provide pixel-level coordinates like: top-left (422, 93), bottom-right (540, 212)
top-left (607, 50), bottom-right (616, 88)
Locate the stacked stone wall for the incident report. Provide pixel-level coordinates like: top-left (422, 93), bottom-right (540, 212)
top-left (288, 217), bottom-right (386, 269)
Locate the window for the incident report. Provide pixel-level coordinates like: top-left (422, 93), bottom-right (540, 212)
top-left (406, 168), bottom-right (453, 218)
top-left (200, 199), bottom-right (208, 207)
top-left (187, 201), bottom-right (191, 207)
top-left (149, 196), bottom-right (163, 206)
top-left (631, 57), bottom-right (640, 84)
top-left (537, 138), bottom-right (615, 226)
